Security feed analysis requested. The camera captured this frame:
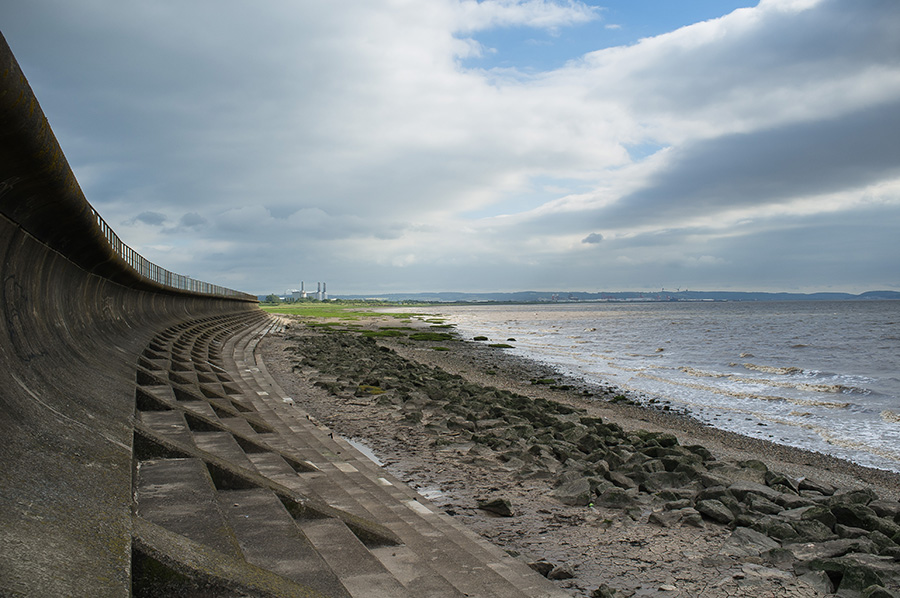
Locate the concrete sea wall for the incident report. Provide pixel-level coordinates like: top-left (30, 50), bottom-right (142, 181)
top-left (0, 32), bottom-right (576, 598)
top-left (0, 32), bottom-right (258, 594)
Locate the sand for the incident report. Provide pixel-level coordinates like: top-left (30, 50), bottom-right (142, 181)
top-left (259, 312), bottom-right (900, 597)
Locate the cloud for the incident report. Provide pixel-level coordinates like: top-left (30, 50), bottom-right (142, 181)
top-left (128, 211), bottom-right (167, 226)
top-left (178, 212), bottom-right (207, 229)
top-left (454, 0), bottom-right (600, 33)
top-left (598, 99), bottom-right (900, 229)
top-left (2, 0), bottom-right (898, 294)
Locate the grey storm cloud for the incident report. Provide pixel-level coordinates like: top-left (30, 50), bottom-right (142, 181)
top-left (178, 212), bottom-right (207, 229)
top-left (582, 232), bottom-right (603, 244)
top-left (600, 99), bottom-right (900, 228)
top-left (129, 211), bottom-right (167, 226)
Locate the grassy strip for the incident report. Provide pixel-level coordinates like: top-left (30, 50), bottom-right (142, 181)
top-left (261, 302), bottom-right (425, 321)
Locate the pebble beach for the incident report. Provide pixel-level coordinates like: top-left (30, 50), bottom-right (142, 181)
top-left (260, 312), bottom-right (900, 597)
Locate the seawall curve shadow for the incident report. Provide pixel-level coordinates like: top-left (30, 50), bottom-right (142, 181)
top-left (0, 31), bottom-right (259, 595)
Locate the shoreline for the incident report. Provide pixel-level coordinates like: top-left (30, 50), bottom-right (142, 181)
top-left (388, 334), bottom-right (900, 498)
top-left (260, 312), bottom-right (900, 597)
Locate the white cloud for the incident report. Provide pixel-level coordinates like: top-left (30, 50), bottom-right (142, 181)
top-left (454, 0), bottom-right (600, 33)
top-left (2, 0), bottom-right (898, 294)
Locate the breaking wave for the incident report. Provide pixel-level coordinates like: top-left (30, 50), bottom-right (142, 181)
top-left (679, 366), bottom-right (856, 394)
top-left (741, 362), bottom-right (803, 375)
top-left (635, 372), bottom-right (851, 409)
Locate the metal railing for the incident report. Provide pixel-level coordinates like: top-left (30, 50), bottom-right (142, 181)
top-left (91, 208), bottom-right (252, 299)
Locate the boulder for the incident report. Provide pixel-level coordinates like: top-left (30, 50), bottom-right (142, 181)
top-left (752, 516), bottom-right (799, 541)
top-left (648, 510), bottom-right (678, 527)
top-left (869, 500), bottom-right (900, 520)
top-left (797, 570), bottom-right (835, 595)
top-left (765, 472), bottom-right (799, 494)
top-left (699, 472), bottom-right (732, 489)
top-left (790, 518), bottom-right (838, 543)
top-left (801, 505), bottom-right (837, 529)
top-left (764, 547), bottom-right (797, 570)
top-left (737, 459), bottom-right (769, 481)
top-left (677, 507), bottom-right (705, 528)
top-left (780, 505), bottom-right (814, 521)
top-left (836, 524), bottom-right (872, 539)
top-left (802, 554), bottom-right (886, 593)
top-left (528, 561), bottom-right (554, 577)
top-left (589, 459), bottom-right (611, 478)
top-left (832, 503), bottom-right (900, 537)
top-left (477, 497), bottom-right (514, 517)
top-left (684, 444), bottom-right (714, 461)
top-left (591, 584), bottom-right (633, 598)
top-left (553, 477), bottom-right (592, 506)
top-left (649, 506), bottom-right (702, 528)
top-left (696, 499), bottom-right (735, 524)
top-left (655, 488), bottom-right (696, 502)
top-left (663, 498), bottom-right (693, 511)
top-left (697, 485), bottom-right (732, 503)
top-left (861, 585), bottom-right (900, 598)
top-left (595, 488), bottom-right (636, 509)
top-left (744, 493), bottom-right (784, 516)
top-left (577, 433), bottom-right (604, 454)
top-left (721, 526), bottom-right (780, 557)
top-left (728, 480), bottom-right (781, 503)
top-left (833, 503), bottom-right (879, 527)
top-left (776, 493), bottom-right (816, 510)
top-left (637, 459), bottom-right (666, 474)
top-left (547, 565), bottom-right (575, 580)
top-left (785, 537), bottom-right (878, 561)
top-left (830, 487), bottom-right (879, 507)
top-left (868, 530), bottom-right (897, 552)
top-left (588, 477), bottom-right (616, 495)
top-left (555, 469), bottom-right (584, 488)
top-left (638, 471), bottom-right (689, 494)
top-left (608, 471), bottom-right (638, 491)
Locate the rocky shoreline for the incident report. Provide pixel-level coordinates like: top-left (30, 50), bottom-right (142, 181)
top-left (260, 313), bottom-right (900, 597)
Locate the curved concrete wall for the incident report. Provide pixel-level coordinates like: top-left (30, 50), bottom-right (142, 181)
top-left (0, 33), bottom-right (259, 594)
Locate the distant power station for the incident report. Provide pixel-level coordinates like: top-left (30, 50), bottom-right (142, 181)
top-left (289, 281), bottom-right (327, 301)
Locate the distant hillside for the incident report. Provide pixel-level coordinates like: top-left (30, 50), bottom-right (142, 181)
top-left (328, 289), bottom-right (900, 303)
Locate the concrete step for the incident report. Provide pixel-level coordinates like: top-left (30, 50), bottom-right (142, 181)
top-left (217, 416), bottom-right (262, 438)
top-left (135, 312), bottom-right (570, 598)
top-left (244, 408), bottom-right (554, 598)
top-left (218, 487), bottom-right (351, 598)
top-left (138, 411), bottom-right (195, 447)
top-left (135, 457), bottom-right (240, 558)
top-left (178, 400), bottom-right (219, 420)
top-left (297, 518), bottom-right (415, 598)
top-left (191, 431), bottom-right (256, 470)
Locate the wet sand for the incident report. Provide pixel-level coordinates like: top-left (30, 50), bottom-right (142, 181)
top-left (260, 312), bottom-right (900, 597)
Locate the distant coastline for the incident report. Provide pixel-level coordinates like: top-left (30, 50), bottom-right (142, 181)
top-left (324, 289), bottom-right (900, 303)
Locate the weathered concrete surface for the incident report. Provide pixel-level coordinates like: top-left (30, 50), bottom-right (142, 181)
top-left (1, 32), bottom-right (569, 598)
top-left (0, 32), bottom-right (257, 596)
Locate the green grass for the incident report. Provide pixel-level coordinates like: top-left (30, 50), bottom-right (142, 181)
top-left (261, 302), bottom-right (424, 321)
top-left (361, 330), bottom-right (406, 338)
top-left (409, 332), bottom-right (455, 342)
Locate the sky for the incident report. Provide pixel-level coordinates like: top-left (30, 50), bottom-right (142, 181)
top-left (2, 0), bottom-right (899, 296)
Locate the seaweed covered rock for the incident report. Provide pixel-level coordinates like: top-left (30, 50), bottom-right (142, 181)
top-left (286, 327), bottom-right (900, 592)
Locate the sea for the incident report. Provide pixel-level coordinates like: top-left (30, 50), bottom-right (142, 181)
top-left (417, 301), bottom-right (900, 473)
